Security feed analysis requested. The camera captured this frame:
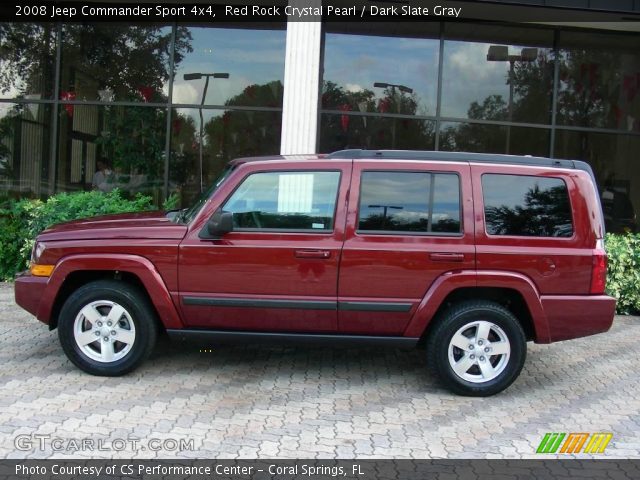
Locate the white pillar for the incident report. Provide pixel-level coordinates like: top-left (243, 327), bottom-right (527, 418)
top-left (280, 2), bottom-right (322, 155)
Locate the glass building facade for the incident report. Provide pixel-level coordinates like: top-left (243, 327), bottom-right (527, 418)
top-left (0, 23), bottom-right (286, 207)
top-left (0, 18), bottom-right (639, 230)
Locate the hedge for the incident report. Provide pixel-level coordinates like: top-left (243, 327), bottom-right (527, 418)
top-left (0, 189), bottom-right (157, 281)
top-left (605, 233), bottom-right (640, 315)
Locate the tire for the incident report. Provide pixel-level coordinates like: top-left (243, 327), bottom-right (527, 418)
top-left (58, 280), bottom-right (158, 376)
top-left (426, 300), bottom-right (526, 396)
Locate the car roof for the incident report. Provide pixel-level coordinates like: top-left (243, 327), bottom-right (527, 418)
top-left (231, 149), bottom-right (591, 174)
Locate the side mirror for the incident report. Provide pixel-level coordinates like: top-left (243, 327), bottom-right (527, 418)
top-left (199, 209), bottom-right (233, 239)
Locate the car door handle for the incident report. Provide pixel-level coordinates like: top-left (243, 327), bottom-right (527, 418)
top-left (429, 252), bottom-right (465, 262)
top-left (295, 249), bottom-right (332, 259)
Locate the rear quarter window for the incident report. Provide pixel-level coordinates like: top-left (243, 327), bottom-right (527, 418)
top-left (482, 174), bottom-right (573, 238)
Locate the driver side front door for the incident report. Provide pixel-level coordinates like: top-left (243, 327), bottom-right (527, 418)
top-left (178, 162), bottom-right (351, 333)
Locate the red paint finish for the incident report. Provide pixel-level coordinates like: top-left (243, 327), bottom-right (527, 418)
top-left (471, 164), bottom-right (599, 295)
top-left (178, 160), bottom-right (352, 332)
top-left (14, 273), bottom-right (48, 320)
top-left (338, 160), bottom-right (475, 335)
top-left (14, 152), bottom-right (616, 348)
top-left (541, 295), bottom-right (616, 342)
top-left (34, 254), bottom-right (185, 329)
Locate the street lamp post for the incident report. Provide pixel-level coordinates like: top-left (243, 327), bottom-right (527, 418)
top-left (373, 82), bottom-right (413, 149)
top-left (368, 204), bottom-right (403, 229)
top-left (183, 72), bottom-right (230, 192)
top-left (487, 46), bottom-right (537, 154)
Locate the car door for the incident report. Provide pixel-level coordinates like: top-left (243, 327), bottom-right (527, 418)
top-left (178, 160), bottom-right (351, 332)
top-left (338, 159), bottom-right (475, 335)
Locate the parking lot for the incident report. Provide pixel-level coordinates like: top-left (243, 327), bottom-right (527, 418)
top-left (0, 282), bottom-right (639, 459)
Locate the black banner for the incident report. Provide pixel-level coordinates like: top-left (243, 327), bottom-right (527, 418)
top-left (2, 460), bottom-right (640, 480)
top-left (2, 0), bottom-right (640, 23)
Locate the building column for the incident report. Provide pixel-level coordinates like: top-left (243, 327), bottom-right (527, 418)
top-left (280, 1), bottom-right (322, 155)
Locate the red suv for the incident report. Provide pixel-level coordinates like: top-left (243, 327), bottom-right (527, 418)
top-left (15, 150), bottom-right (616, 396)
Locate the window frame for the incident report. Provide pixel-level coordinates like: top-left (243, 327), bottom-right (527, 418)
top-left (355, 169), bottom-right (464, 237)
top-left (481, 172), bottom-right (575, 239)
top-left (220, 169), bottom-right (343, 234)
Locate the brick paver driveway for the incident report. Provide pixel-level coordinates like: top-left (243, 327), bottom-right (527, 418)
top-left (0, 283), bottom-right (638, 459)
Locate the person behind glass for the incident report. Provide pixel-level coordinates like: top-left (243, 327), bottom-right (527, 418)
top-left (92, 159), bottom-right (114, 192)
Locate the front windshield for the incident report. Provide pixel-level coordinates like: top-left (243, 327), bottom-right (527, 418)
top-left (178, 165), bottom-right (234, 223)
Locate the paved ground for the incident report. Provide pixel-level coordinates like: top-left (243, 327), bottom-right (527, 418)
top-left (0, 282), bottom-right (639, 459)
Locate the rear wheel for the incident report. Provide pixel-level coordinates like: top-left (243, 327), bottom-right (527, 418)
top-left (58, 280), bottom-right (158, 376)
top-left (426, 300), bottom-right (526, 396)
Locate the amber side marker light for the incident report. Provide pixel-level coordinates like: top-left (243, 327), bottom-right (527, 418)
top-left (30, 264), bottom-right (54, 277)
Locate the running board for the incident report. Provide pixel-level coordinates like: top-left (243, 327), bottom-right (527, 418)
top-left (166, 329), bottom-right (419, 348)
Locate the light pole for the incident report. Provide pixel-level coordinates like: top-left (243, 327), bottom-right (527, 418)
top-left (373, 82), bottom-right (413, 149)
top-left (183, 72), bottom-right (230, 192)
top-left (368, 204), bottom-right (403, 229)
top-left (487, 46), bottom-right (537, 154)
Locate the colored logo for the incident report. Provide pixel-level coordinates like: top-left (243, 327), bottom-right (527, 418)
top-left (536, 432), bottom-right (612, 454)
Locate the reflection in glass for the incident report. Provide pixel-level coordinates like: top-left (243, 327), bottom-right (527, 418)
top-left (432, 173), bottom-right (462, 233)
top-left (439, 121), bottom-right (549, 157)
top-left (556, 47), bottom-right (640, 131)
top-left (322, 32), bottom-right (439, 116)
top-left (170, 108), bottom-right (282, 207)
top-left (173, 26), bottom-right (286, 107)
top-left (319, 114), bottom-right (435, 152)
top-left (442, 40), bottom-right (553, 125)
top-left (57, 104), bottom-right (167, 203)
top-left (0, 103), bottom-right (52, 198)
top-left (555, 130), bottom-right (640, 233)
top-left (482, 174), bottom-right (573, 237)
top-left (224, 171), bottom-right (340, 230)
top-left (0, 23), bottom-right (57, 99)
top-left (60, 24), bottom-right (178, 102)
top-left (358, 171), bottom-right (460, 233)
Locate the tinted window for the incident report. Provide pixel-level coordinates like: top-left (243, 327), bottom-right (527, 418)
top-left (482, 174), bottom-right (572, 237)
top-left (358, 171), bottom-right (461, 234)
top-left (223, 171), bottom-right (340, 231)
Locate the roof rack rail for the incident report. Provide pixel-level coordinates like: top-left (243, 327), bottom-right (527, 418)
top-left (327, 149), bottom-right (577, 170)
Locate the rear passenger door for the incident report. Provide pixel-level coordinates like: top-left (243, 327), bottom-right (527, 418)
top-left (337, 160), bottom-right (475, 335)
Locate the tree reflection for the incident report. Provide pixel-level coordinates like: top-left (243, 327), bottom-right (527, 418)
top-left (320, 80), bottom-right (434, 151)
top-left (485, 183), bottom-right (572, 237)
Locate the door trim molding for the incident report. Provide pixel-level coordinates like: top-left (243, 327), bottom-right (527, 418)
top-left (183, 297), bottom-right (336, 310)
top-left (183, 296), bottom-right (414, 312)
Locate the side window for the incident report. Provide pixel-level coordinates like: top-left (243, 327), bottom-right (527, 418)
top-left (358, 171), bottom-right (461, 234)
top-left (223, 171), bottom-right (341, 231)
top-left (482, 174), bottom-right (573, 237)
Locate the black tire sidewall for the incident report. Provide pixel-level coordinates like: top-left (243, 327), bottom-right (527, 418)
top-left (58, 281), bottom-right (157, 376)
top-left (431, 303), bottom-right (526, 396)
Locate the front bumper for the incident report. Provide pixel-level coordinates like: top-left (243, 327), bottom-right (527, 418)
top-left (541, 295), bottom-right (616, 342)
top-left (15, 271), bottom-right (49, 325)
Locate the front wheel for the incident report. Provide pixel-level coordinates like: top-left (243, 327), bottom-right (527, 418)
top-left (426, 301), bottom-right (526, 396)
top-left (58, 280), bottom-right (158, 376)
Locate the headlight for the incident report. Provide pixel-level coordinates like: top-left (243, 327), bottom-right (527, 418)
top-left (29, 242), bottom-right (54, 277)
top-left (31, 242), bottom-right (46, 264)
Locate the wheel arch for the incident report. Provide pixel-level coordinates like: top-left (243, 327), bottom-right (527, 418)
top-left (405, 270), bottom-right (550, 344)
top-left (418, 287), bottom-right (536, 345)
top-left (40, 254), bottom-right (184, 331)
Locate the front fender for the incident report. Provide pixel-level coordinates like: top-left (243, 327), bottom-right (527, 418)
top-left (38, 254), bottom-right (184, 329)
top-left (403, 270), bottom-right (550, 343)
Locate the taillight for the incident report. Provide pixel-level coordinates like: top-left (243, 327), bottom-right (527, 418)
top-left (590, 239), bottom-right (607, 294)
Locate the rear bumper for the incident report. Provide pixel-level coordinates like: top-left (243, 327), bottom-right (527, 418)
top-left (540, 295), bottom-right (616, 343)
top-left (14, 272), bottom-right (49, 325)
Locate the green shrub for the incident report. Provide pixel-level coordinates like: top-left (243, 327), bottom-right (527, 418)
top-left (0, 189), bottom-right (153, 281)
top-left (162, 192), bottom-right (179, 211)
top-left (605, 233), bottom-right (640, 315)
